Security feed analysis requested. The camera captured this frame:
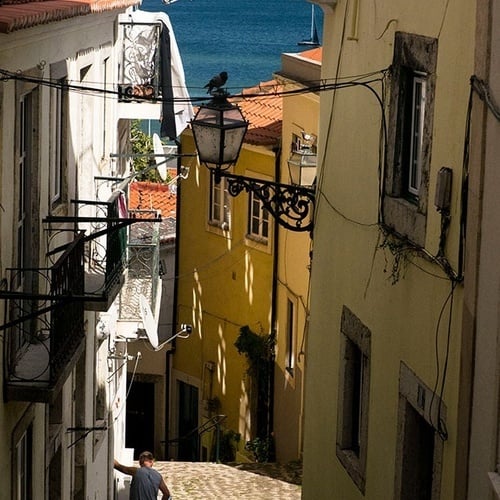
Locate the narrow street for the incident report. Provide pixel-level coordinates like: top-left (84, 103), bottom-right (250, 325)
top-left (153, 461), bottom-right (302, 499)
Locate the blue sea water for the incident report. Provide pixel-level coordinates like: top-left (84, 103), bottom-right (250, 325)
top-left (141, 0), bottom-right (323, 96)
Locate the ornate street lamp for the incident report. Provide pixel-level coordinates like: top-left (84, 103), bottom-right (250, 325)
top-left (191, 92), bottom-right (248, 181)
top-left (191, 91), bottom-right (316, 232)
top-left (287, 145), bottom-right (317, 187)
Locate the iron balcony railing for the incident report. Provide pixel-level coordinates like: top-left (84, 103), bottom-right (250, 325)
top-left (2, 234), bottom-right (86, 402)
top-left (73, 191), bottom-right (128, 310)
top-left (118, 21), bottom-right (162, 100)
top-left (44, 191), bottom-right (162, 312)
top-left (119, 209), bottom-right (161, 322)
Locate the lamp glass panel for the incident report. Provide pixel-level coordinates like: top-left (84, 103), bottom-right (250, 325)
top-left (288, 151), bottom-right (317, 186)
top-left (192, 122), bottom-right (222, 164)
top-left (223, 127), bottom-right (247, 163)
top-left (301, 165), bottom-right (317, 186)
top-left (195, 106), bottom-right (221, 125)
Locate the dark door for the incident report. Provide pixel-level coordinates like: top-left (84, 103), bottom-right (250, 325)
top-left (177, 381), bottom-right (199, 461)
top-left (400, 402), bottom-right (435, 500)
top-left (126, 380), bottom-right (155, 459)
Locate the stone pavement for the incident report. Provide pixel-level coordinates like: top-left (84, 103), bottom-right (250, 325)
top-left (154, 461), bottom-right (302, 499)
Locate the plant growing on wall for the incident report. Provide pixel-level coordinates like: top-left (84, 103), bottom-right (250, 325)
top-left (211, 428), bottom-right (241, 463)
top-left (235, 325), bottom-right (275, 462)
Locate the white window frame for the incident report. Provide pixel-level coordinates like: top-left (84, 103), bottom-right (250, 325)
top-left (49, 61), bottom-right (69, 208)
top-left (17, 94), bottom-right (29, 279)
top-left (50, 81), bottom-right (64, 205)
top-left (247, 191), bottom-right (269, 243)
top-left (209, 174), bottom-right (230, 230)
top-left (407, 73), bottom-right (426, 197)
top-left (15, 428), bottom-right (32, 500)
top-left (12, 407), bottom-right (34, 500)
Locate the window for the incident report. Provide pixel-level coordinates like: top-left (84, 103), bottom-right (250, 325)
top-left (394, 362), bottom-right (444, 500)
top-left (383, 32), bottom-right (437, 246)
top-left (247, 191), bottom-right (269, 242)
top-left (285, 298), bottom-right (295, 374)
top-left (12, 406), bottom-right (34, 500)
top-left (291, 132), bottom-right (317, 154)
top-left (209, 174), bottom-right (230, 230)
top-left (17, 91), bottom-right (37, 278)
top-left (49, 72), bottom-right (68, 207)
top-left (12, 86), bottom-right (39, 359)
top-left (337, 306), bottom-right (371, 493)
top-left (406, 73), bottom-right (426, 198)
top-left (15, 427), bottom-right (33, 500)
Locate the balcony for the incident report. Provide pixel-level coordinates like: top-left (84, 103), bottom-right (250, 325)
top-left (1, 235), bottom-right (85, 403)
top-left (116, 209), bottom-right (162, 342)
top-left (117, 19), bottom-right (163, 121)
top-left (79, 191), bottom-right (128, 311)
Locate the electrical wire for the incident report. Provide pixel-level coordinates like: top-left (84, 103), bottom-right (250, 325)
top-left (429, 280), bottom-right (456, 441)
top-left (109, 352), bottom-right (141, 424)
top-left (0, 67), bottom-right (388, 107)
top-left (314, 0), bottom-right (352, 227)
top-left (437, 0), bottom-right (451, 39)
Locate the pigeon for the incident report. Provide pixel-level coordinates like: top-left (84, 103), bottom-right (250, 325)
top-left (204, 71), bottom-right (228, 94)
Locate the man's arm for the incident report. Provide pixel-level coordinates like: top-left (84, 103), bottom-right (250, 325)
top-left (113, 459), bottom-right (138, 477)
top-left (159, 477), bottom-right (171, 500)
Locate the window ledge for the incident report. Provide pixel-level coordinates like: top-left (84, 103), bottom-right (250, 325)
top-left (207, 220), bottom-right (230, 237)
top-left (488, 472), bottom-right (500, 498)
top-left (246, 234), bottom-right (268, 245)
top-left (382, 195), bottom-right (426, 247)
top-left (336, 445), bottom-right (366, 493)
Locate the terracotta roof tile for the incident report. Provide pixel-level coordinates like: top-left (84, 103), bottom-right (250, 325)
top-left (0, 0), bottom-right (139, 33)
top-left (129, 181), bottom-right (177, 218)
top-left (129, 180), bottom-right (177, 241)
top-left (236, 79), bottom-right (283, 147)
top-left (298, 47), bottom-right (322, 62)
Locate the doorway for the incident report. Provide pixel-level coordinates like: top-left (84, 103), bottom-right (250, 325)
top-left (399, 402), bottom-right (435, 500)
top-left (126, 380), bottom-right (155, 459)
top-left (177, 381), bottom-right (199, 461)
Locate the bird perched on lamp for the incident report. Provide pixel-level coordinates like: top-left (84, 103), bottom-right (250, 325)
top-left (204, 71), bottom-right (228, 94)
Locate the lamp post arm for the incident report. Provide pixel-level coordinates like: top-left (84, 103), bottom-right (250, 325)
top-left (218, 171), bottom-right (315, 233)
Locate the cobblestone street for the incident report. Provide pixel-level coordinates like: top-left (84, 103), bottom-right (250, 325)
top-left (154, 461), bottom-right (302, 499)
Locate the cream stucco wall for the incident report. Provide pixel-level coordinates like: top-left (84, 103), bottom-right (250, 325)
top-left (273, 81), bottom-right (319, 462)
top-left (465, 1), bottom-right (500, 498)
top-left (303, 0), bottom-right (475, 498)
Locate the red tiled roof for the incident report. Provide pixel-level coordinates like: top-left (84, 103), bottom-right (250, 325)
top-left (129, 181), bottom-right (177, 218)
top-left (236, 79), bottom-right (282, 147)
top-left (0, 0), bottom-right (139, 34)
top-left (299, 47), bottom-right (322, 62)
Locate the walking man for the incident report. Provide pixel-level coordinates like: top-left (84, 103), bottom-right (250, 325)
top-left (114, 451), bottom-right (171, 500)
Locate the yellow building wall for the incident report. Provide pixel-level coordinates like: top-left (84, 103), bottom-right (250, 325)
top-left (273, 88), bottom-right (319, 462)
top-left (174, 131), bottom-right (275, 460)
top-left (303, 1), bottom-right (474, 499)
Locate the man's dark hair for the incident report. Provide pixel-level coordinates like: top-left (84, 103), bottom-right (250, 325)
top-left (139, 451), bottom-right (154, 462)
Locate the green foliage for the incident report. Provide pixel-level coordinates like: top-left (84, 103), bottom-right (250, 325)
top-left (234, 325), bottom-right (274, 377)
top-left (212, 428), bottom-right (241, 463)
top-left (244, 436), bottom-right (274, 463)
top-left (130, 120), bottom-right (162, 182)
top-left (234, 326), bottom-right (275, 451)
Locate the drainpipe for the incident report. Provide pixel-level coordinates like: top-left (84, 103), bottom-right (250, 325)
top-left (164, 138), bottom-right (182, 460)
top-left (268, 140), bottom-right (281, 460)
